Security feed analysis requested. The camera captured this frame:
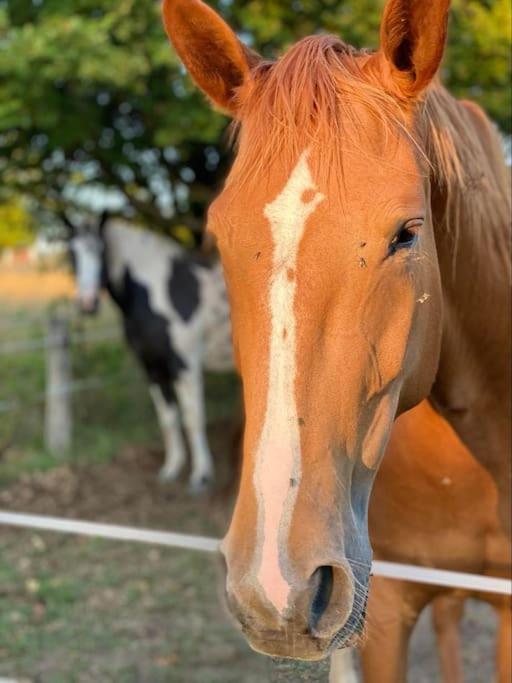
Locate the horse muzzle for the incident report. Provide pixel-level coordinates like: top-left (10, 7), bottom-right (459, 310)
top-left (223, 559), bottom-right (366, 660)
top-left (77, 294), bottom-right (100, 315)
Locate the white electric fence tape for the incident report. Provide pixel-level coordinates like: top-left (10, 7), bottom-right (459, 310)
top-left (0, 511), bottom-right (218, 553)
top-left (0, 511), bottom-right (510, 595)
top-left (371, 560), bottom-right (510, 595)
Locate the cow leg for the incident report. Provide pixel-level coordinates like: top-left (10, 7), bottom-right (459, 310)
top-left (329, 648), bottom-right (358, 682)
top-left (174, 364), bottom-right (214, 493)
top-left (431, 593), bottom-right (465, 683)
top-left (149, 384), bottom-right (187, 482)
top-left (496, 599), bottom-right (511, 683)
top-left (360, 577), bottom-right (429, 683)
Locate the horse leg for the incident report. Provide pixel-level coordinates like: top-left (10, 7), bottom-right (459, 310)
top-left (329, 648), bottom-right (358, 682)
top-left (174, 363), bottom-right (214, 493)
top-left (359, 577), bottom-right (428, 683)
top-left (149, 383), bottom-right (187, 482)
top-left (431, 593), bottom-right (465, 683)
top-left (496, 599), bottom-right (511, 683)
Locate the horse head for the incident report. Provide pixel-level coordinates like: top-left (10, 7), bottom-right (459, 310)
top-left (163, 0), bottom-right (449, 660)
top-left (64, 211), bottom-right (108, 315)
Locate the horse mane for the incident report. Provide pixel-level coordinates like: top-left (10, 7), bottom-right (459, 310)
top-left (230, 35), bottom-right (510, 272)
top-left (422, 85), bottom-right (511, 277)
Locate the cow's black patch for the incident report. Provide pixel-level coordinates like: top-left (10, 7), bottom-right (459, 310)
top-left (108, 266), bottom-right (186, 402)
top-left (168, 257), bottom-right (200, 322)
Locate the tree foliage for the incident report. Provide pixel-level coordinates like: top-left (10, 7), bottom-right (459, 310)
top-left (0, 199), bottom-right (33, 249)
top-left (0, 0), bottom-right (509, 237)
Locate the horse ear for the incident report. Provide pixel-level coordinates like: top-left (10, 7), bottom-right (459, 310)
top-left (162, 0), bottom-right (260, 114)
top-left (376, 0), bottom-right (450, 97)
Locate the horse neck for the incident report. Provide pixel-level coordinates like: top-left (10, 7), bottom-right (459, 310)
top-left (429, 113), bottom-right (511, 525)
top-left (99, 227), bottom-right (110, 291)
top-left (100, 224), bottom-right (122, 309)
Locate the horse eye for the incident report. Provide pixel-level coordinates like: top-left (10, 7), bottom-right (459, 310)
top-left (388, 221), bottom-right (421, 255)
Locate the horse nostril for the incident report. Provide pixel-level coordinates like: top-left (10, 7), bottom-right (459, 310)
top-left (309, 565), bottom-right (333, 631)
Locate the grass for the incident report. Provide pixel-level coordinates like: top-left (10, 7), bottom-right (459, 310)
top-left (0, 530), bottom-right (267, 682)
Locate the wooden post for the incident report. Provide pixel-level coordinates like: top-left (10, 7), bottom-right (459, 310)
top-left (45, 313), bottom-right (72, 454)
top-left (267, 657), bottom-right (331, 682)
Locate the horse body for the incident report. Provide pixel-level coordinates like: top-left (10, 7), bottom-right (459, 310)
top-left (70, 219), bottom-right (232, 492)
top-left (363, 399), bottom-right (511, 682)
top-left (161, 0), bottom-right (510, 661)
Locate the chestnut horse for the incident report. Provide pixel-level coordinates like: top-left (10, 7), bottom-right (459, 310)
top-left (162, 0), bottom-right (510, 662)
top-left (362, 400), bottom-right (511, 682)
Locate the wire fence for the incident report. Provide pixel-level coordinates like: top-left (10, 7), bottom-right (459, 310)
top-left (0, 316), bottom-right (129, 424)
top-left (0, 325), bottom-right (120, 356)
top-left (0, 309), bottom-right (151, 462)
top-left (0, 371), bottom-right (137, 415)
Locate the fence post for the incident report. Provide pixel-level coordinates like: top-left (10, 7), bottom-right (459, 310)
top-left (45, 313), bottom-right (72, 454)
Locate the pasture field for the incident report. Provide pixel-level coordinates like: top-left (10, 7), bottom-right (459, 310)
top-left (0, 271), bottom-right (498, 682)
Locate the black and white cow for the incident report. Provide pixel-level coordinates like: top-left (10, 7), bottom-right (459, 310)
top-left (67, 215), bottom-right (233, 493)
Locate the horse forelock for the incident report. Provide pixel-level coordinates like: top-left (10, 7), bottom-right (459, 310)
top-left (230, 35), bottom-right (413, 189)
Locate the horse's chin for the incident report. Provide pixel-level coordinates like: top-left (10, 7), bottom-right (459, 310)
top-left (77, 299), bottom-right (100, 316)
top-left (241, 617), bottom-right (364, 661)
top-left (244, 630), bottom-right (334, 661)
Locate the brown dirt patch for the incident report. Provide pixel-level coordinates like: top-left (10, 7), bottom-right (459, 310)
top-left (0, 267), bottom-right (74, 302)
top-left (0, 419), bottom-right (240, 533)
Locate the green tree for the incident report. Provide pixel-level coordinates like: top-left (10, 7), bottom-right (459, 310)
top-left (0, 0), bottom-right (509, 238)
top-left (0, 0), bottom-right (230, 237)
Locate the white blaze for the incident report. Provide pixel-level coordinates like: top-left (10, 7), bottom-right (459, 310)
top-left (254, 151), bottom-right (324, 614)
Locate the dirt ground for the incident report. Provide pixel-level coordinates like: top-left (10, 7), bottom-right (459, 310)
top-left (0, 266), bottom-right (74, 302)
top-left (0, 427), bottom-right (499, 683)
